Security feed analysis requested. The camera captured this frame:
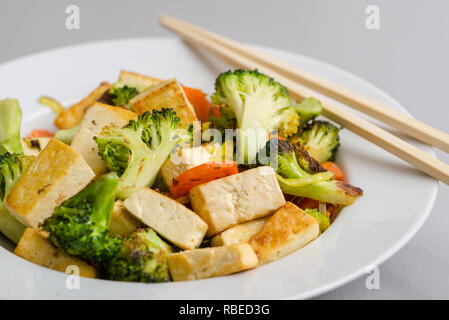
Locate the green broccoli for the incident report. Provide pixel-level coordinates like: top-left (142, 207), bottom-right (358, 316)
top-left (305, 208), bottom-right (330, 233)
top-left (106, 228), bottom-right (172, 282)
top-left (0, 153), bottom-right (34, 243)
top-left (0, 98), bottom-right (23, 154)
top-left (54, 125), bottom-right (80, 144)
top-left (94, 108), bottom-right (188, 199)
top-left (40, 173), bottom-right (122, 265)
top-left (211, 69), bottom-right (299, 163)
top-left (293, 97), bottom-right (323, 130)
top-left (109, 85), bottom-right (139, 107)
top-left (259, 138), bottom-right (362, 205)
top-left (298, 120), bottom-right (340, 163)
top-left (0, 98), bottom-right (35, 243)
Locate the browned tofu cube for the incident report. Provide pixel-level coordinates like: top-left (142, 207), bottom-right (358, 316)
top-left (129, 78), bottom-right (197, 127)
top-left (118, 70), bottom-right (162, 90)
top-left (6, 139), bottom-right (94, 228)
top-left (249, 202), bottom-right (319, 264)
top-left (189, 166), bottom-right (286, 237)
top-left (71, 102), bottom-right (137, 176)
top-left (167, 243), bottom-right (258, 281)
top-left (14, 228), bottom-right (99, 278)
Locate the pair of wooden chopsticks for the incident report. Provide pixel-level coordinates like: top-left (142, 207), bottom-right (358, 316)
top-left (160, 14), bottom-right (449, 186)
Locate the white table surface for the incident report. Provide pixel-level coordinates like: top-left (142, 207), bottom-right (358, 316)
top-left (1, 0), bottom-right (448, 299)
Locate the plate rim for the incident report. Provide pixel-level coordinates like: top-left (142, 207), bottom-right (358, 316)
top-left (0, 37), bottom-right (439, 299)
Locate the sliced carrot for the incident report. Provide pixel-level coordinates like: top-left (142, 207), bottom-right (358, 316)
top-left (170, 161), bottom-right (238, 198)
top-left (27, 129), bottom-right (54, 138)
top-left (268, 133), bottom-right (286, 141)
top-left (183, 86), bottom-right (211, 122)
top-left (210, 105), bottom-right (222, 118)
top-left (297, 198), bottom-right (319, 210)
top-left (321, 161), bottom-right (345, 181)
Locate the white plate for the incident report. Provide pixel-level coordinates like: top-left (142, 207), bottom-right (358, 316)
top-left (0, 38), bottom-right (438, 299)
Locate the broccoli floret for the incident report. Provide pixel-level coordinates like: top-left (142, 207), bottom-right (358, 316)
top-left (106, 228), bottom-right (172, 282)
top-left (298, 120), bottom-right (340, 163)
top-left (211, 69), bottom-right (299, 163)
top-left (259, 138), bottom-right (333, 183)
top-left (40, 173), bottom-right (122, 265)
top-left (0, 98), bottom-right (23, 154)
top-left (94, 108), bottom-right (188, 199)
top-left (0, 98), bottom-right (34, 243)
top-left (305, 208), bottom-right (330, 233)
top-left (259, 138), bottom-right (362, 205)
top-left (0, 153), bottom-right (34, 243)
top-left (293, 97), bottom-right (322, 130)
top-left (109, 85), bottom-right (139, 107)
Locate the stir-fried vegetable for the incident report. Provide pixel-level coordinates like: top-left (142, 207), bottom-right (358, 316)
top-left (170, 161), bottom-right (238, 198)
top-left (38, 96), bottom-right (65, 115)
top-left (95, 108), bottom-right (189, 199)
top-left (212, 69), bottom-right (299, 163)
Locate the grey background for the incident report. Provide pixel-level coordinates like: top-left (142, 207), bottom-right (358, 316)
top-left (1, 0), bottom-right (448, 299)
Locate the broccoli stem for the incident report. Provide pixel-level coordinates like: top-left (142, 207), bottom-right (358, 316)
top-left (0, 99), bottom-right (23, 155)
top-left (0, 204), bottom-right (26, 244)
top-left (54, 125), bottom-right (80, 144)
top-left (278, 179), bottom-right (362, 205)
top-left (293, 98), bottom-right (322, 129)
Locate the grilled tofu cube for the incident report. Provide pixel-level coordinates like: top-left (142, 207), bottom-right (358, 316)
top-left (249, 202), bottom-right (319, 264)
top-left (167, 243), bottom-right (258, 281)
top-left (123, 187), bottom-right (208, 250)
top-left (109, 200), bottom-right (144, 237)
top-left (160, 145), bottom-right (215, 187)
top-left (15, 228), bottom-right (99, 278)
top-left (211, 216), bottom-right (270, 247)
top-left (21, 137), bottom-right (51, 156)
top-left (6, 139), bottom-right (94, 228)
top-left (129, 78), bottom-right (197, 127)
top-left (71, 102), bottom-right (137, 175)
top-left (118, 70), bottom-right (162, 91)
top-left (54, 82), bottom-right (112, 129)
top-left (189, 166), bottom-right (286, 237)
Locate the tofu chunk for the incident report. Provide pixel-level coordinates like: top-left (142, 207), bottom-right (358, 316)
top-left (21, 137), bottom-right (51, 156)
top-left (160, 145), bottom-right (215, 187)
top-left (211, 216), bottom-right (270, 247)
top-left (123, 187), bottom-right (208, 250)
top-left (54, 82), bottom-right (112, 129)
top-left (118, 70), bottom-right (162, 91)
top-left (249, 202), bottom-right (319, 264)
top-left (189, 166), bottom-right (286, 237)
top-left (6, 139), bottom-right (94, 228)
top-left (71, 102), bottom-right (137, 175)
top-left (109, 200), bottom-right (143, 237)
top-left (167, 243), bottom-right (258, 281)
top-left (15, 228), bottom-right (99, 278)
top-left (129, 78), bottom-right (197, 127)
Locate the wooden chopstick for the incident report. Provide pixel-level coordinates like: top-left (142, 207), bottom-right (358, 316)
top-left (160, 15), bottom-right (449, 186)
top-left (160, 15), bottom-right (449, 154)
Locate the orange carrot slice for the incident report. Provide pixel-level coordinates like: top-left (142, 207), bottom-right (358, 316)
top-left (170, 161), bottom-right (238, 198)
top-left (183, 86), bottom-right (211, 122)
top-left (27, 129), bottom-right (54, 138)
top-left (321, 161), bottom-right (345, 181)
